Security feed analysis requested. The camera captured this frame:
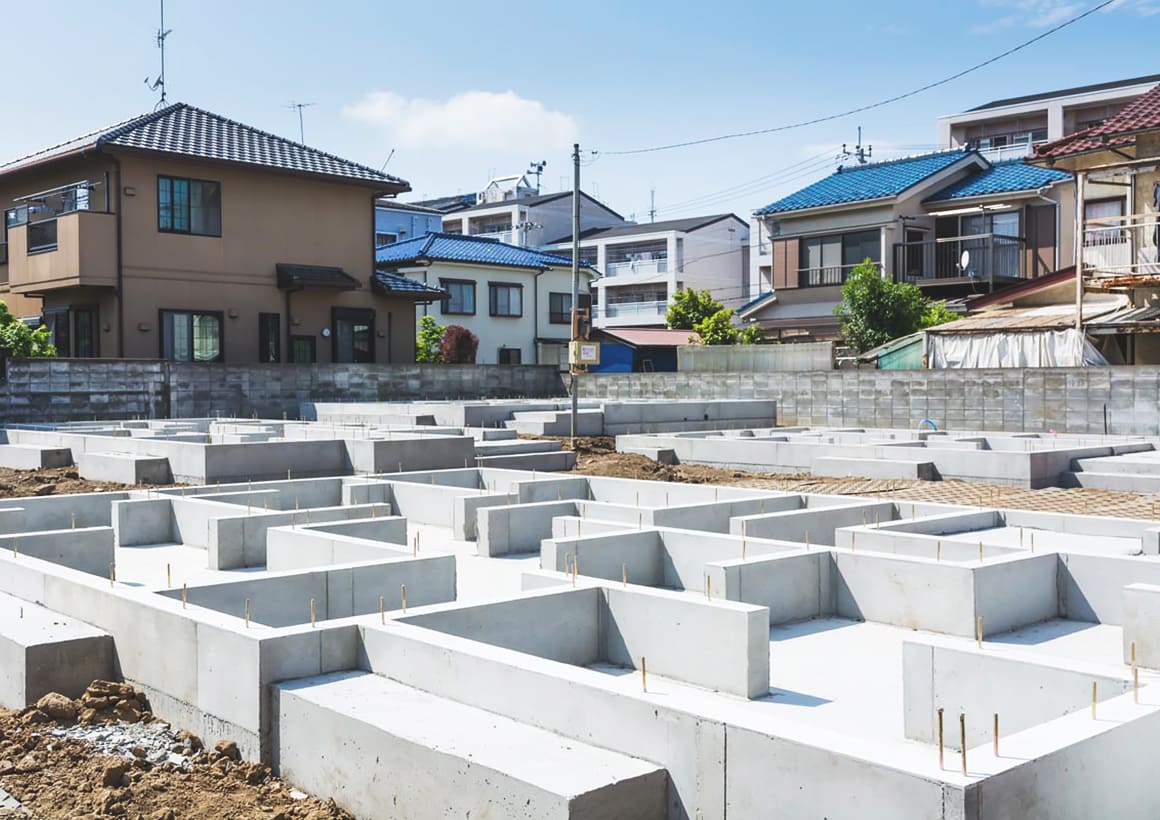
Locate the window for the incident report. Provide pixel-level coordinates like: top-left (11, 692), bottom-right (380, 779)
top-left (489, 283), bottom-right (523, 317)
top-left (160, 310), bottom-right (223, 362)
top-left (375, 232), bottom-right (398, 247)
top-left (332, 307), bottom-right (375, 363)
top-left (549, 292), bottom-right (572, 324)
top-left (158, 176), bottom-right (221, 236)
top-left (258, 313), bottom-right (281, 363)
top-left (498, 347), bottom-right (522, 365)
top-left (290, 335), bottom-right (316, 364)
top-left (440, 279), bottom-right (475, 315)
top-left (1085, 199), bottom-right (1125, 246)
top-left (798, 230), bottom-right (881, 287)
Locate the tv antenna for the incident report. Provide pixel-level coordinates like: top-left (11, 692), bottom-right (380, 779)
top-left (527, 160), bottom-right (547, 193)
top-left (379, 149), bottom-right (396, 172)
top-left (841, 127), bottom-right (872, 165)
top-left (287, 102), bottom-right (317, 143)
top-left (145, 0), bottom-right (173, 110)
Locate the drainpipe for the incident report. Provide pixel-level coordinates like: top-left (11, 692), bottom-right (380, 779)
top-left (533, 267), bottom-right (549, 364)
top-left (112, 155), bottom-right (125, 358)
top-left (1074, 171), bottom-right (1086, 332)
top-left (1035, 188), bottom-right (1060, 275)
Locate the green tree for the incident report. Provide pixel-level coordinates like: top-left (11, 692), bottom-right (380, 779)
top-left (0, 301), bottom-right (54, 358)
top-left (666, 288), bottom-right (724, 330)
top-left (415, 315), bottom-right (445, 363)
top-left (737, 323), bottom-right (767, 345)
top-left (693, 309), bottom-right (738, 345)
top-left (834, 260), bottom-right (955, 353)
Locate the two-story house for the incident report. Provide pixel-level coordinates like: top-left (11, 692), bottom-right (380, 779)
top-left (544, 214), bottom-right (750, 329)
top-left (374, 199), bottom-right (443, 248)
top-left (376, 232), bottom-right (592, 367)
top-left (742, 149), bottom-right (1072, 341)
top-left (0, 103), bottom-right (444, 363)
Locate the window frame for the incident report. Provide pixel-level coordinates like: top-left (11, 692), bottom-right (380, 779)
top-left (375, 231), bottom-right (398, 248)
top-left (158, 309), bottom-right (225, 363)
top-left (439, 278), bottom-right (476, 316)
top-left (290, 335), bottom-right (316, 364)
top-left (258, 312), bottom-right (281, 363)
top-left (488, 281), bottom-right (524, 318)
top-left (497, 346), bottom-right (522, 365)
top-left (548, 292), bottom-right (572, 324)
top-left (157, 175), bottom-right (222, 237)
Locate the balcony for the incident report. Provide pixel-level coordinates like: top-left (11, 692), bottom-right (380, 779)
top-left (892, 233), bottom-right (1025, 288)
top-left (604, 258), bottom-right (668, 278)
top-left (473, 228), bottom-right (516, 244)
top-left (7, 210), bottom-right (117, 294)
top-left (1081, 213), bottom-right (1159, 287)
top-left (592, 299), bottom-right (668, 327)
top-left (975, 140), bottom-right (1047, 163)
top-left (796, 262), bottom-right (876, 288)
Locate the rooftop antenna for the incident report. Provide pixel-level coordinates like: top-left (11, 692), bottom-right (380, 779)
top-left (287, 102), bottom-right (317, 143)
top-left (527, 160), bottom-right (547, 193)
top-left (145, 0), bottom-right (173, 110)
top-left (379, 149), bottom-right (395, 172)
top-left (649, 187), bottom-right (656, 223)
top-left (841, 126), bottom-right (872, 165)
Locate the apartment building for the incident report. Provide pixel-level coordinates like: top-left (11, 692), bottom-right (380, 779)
top-left (0, 103), bottom-right (443, 363)
top-left (376, 232), bottom-right (592, 367)
top-left (544, 214), bottom-right (749, 329)
top-left (743, 149), bottom-right (1072, 340)
top-left (938, 73), bottom-right (1160, 161)
top-left (374, 199), bottom-right (443, 248)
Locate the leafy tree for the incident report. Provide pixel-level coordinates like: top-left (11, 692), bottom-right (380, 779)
top-left (439, 325), bottom-right (479, 364)
top-left (834, 260), bottom-right (955, 353)
top-left (666, 288), bottom-right (724, 330)
top-left (0, 301), bottom-right (55, 358)
top-left (737, 323), bottom-right (767, 345)
top-left (415, 315), bottom-right (445, 363)
top-left (693, 309), bottom-right (738, 345)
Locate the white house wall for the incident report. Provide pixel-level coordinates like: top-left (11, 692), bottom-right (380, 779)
top-left (677, 218), bottom-right (750, 309)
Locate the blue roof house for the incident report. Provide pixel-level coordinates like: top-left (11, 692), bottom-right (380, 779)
top-left (743, 148), bottom-right (1074, 342)
top-left (377, 233), bottom-right (594, 367)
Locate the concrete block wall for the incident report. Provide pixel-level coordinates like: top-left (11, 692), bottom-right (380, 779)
top-left (577, 367), bottom-right (1160, 436)
top-left (0, 359), bottom-right (566, 423)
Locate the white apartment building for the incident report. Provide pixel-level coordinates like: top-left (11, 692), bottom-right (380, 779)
top-left (544, 214), bottom-right (750, 329)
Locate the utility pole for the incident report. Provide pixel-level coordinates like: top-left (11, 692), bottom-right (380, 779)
top-left (570, 143), bottom-right (581, 445)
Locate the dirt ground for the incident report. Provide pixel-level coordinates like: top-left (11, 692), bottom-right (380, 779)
top-left (0, 683), bottom-right (349, 820)
top-left (0, 467), bottom-right (171, 500)
top-left (550, 436), bottom-right (1160, 520)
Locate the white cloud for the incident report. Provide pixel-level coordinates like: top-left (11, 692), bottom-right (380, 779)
top-left (973, 0), bottom-right (1160, 31)
top-left (342, 90), bottom-right (578, 154)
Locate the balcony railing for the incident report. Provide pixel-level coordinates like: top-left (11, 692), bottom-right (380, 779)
top-left (471, 227), bottom-right (516, 244)
top-left (974, 140), bottom-right (1047, 163)
top-left (1081, 214), bottom-right (1158, 284)
top-left (593, 299), bottom-right (668, 324)
top-left (797, 261), bottom-right (876, 288)
top-left (892, 233), bottom-right (1024, 285)
top-left (604, 258), bottom-right (668, 278)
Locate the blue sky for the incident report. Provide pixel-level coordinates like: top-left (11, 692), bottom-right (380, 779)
top-left (2, 0), bottom-right (1158, 222)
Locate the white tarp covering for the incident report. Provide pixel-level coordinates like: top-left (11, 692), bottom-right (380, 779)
top-left (926, 329), bottom-right (1108, 368)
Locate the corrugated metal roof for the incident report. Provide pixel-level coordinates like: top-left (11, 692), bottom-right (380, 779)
top-left (755, 150), bottom-right (975, 215)
top-left (924, 160), bottom-right (1071, 202)
top-left (0, 103), bottom-right (409, 189)
top-left (375, 232), bottom-right (581, 271)
top-left (926, 299), bottom-right (1125, 333)
top-left (1035, 82), bottom-right (1160, 159)
top-left (599, 328), bottom-right (699, 347)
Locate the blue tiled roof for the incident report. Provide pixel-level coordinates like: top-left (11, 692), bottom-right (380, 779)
top-left (376, 232), bottom-right (583, 271)
top-left (755, 150), bottom-right (974, 215)
top-left (924, 160), bottom-right (1072, 202)
top-left (371, 270), bottom-right (446, 298)
top-left (0, 103), bottom-right (409, 189)
top-left (737, 290), bottom-right (774, 315)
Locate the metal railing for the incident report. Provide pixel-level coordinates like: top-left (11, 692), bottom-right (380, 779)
top-left (593, 299), bottom-right (668, 321)
top-left (1081, 213), bottom-right (1159, 282)
top-left (797, 261), bottom-right (877, 288)
top-left (974, 140), bottom-right (1047, 163)
top-left (13, 179), bottom-right (109, 255)
top-left (604, 258), bottom-right (668, 278)
top-left (892, 233), bottom-right (1024, 284)
top-left (471, 227), bottom-right (516, 244)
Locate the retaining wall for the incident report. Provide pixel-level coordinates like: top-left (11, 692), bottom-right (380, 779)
top-left (577, 367), bottom-right (1160, 435)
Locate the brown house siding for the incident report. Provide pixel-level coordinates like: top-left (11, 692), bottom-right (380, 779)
top-left (771, 237), bottom-right (799, 290)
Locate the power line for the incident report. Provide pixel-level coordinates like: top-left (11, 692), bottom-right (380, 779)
top-left (601, 0), bottom-right (1115, 156)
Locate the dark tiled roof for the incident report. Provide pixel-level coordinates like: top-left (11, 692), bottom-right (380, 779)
top-left (0, 103), bottom-right (409, 190)
top-left (409, 193), bottom-right (479, 213)
top-left (924, 160), bottom-right (1072, 202)
top-left (755, 150), bottom-right (977, 215)
top-left (376, 198), bottom-right (445, 215)
top-left (546, 213), bottom-right (742, 245)
top-left (375, 232), bottom-right (583, 271)
top-left (967, 73), bottom-right (1160, 112)
top-left (275, 263), bottom-right (361, 289)
top-left (371, 271), bottom-right (447, 300)
top-left (1035, 83), bottom-right (1160, 160)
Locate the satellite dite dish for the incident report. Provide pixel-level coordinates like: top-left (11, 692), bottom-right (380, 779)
top-left (960, 250), bottom-right (971, 273)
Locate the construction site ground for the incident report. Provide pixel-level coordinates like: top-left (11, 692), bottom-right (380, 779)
top-left (551, 436), bottom-right (1160, 521)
